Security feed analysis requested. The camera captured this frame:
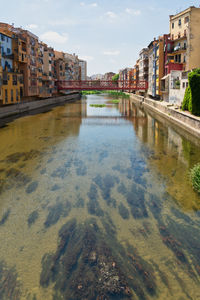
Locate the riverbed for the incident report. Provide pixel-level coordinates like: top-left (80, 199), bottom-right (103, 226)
top-left (0, 94), bottom-right (200, 300)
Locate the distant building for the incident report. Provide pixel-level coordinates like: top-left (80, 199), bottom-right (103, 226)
top-left (91, 74), bottom-right (104, 80)
top-left (103, 72), bottom-right (115, 81)
top-left (139, 48), bottom-right (149, 82)
top-left (79, 59), bottom-right (87, 81)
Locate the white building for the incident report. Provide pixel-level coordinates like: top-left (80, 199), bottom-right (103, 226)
top-left (161, 70), bottom-right (189, 105)
top-left (79, 59), bottom-right (87, 81)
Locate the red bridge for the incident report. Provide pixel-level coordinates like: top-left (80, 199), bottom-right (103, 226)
top-left (56, 80), bottom-right (148, 91)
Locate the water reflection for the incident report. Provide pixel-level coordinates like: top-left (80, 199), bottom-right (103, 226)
top-left (0, 94), bottom-right (199, 299)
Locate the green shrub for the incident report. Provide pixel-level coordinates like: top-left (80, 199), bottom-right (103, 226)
top-left (190, 163), bottom-right (200, 193)
top-left (188, 69), bottom-right (200, 116)
top-left (182, 87), bottom-right (191, 111)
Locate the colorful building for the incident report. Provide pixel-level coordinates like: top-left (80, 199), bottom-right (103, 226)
top-left (138, 48), bottom-right (148, 82)
top-left (0, 31), bottom-right (23, 105)
top-left (169, 6), bottom-right (200, 71)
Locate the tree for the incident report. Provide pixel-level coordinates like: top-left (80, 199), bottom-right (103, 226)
top-left (112, 74), bottom-right (119, 82)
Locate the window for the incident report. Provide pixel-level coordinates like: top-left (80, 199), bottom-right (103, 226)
top-left (183, 82), bottom-right (185, 88)
top-left (16, 89), bottom-right (18, 101)
top-left (178, 19), bottom-right (182, 26)
top-left (172, 23), bottom-right (174, 29)
top-left (184, 29), bottom-right (187, 37)
top-left (1, 35), bottom-right (5, 41)
top-left (185, 16), bottom-right (189, 23)
top-left (7, 48), bottom-right (11, 54)
top-left (186, 82), bottom-right (189, 88)
top-left (5, 89), bottom-right (8, 103)
top-left (11, 90), bottom-right (14, 102)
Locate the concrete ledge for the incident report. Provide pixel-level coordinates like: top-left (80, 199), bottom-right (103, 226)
top-left (130, 94), bottom-right (200, 139)
top-left (0, 93), bottom-right (80, 119)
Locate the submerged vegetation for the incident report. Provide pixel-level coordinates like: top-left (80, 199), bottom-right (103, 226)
top-left (190, 163), bottom-right (200, 193)
top-left (40, 218), bottom-right (157, 299)
top-left (90, 104), bottom-right (106, 108)
top-left (109, 99), bottom-right (120, 104)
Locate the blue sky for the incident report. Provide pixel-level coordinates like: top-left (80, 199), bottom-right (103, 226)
top-left (1, 0), bottom-right (199, 75)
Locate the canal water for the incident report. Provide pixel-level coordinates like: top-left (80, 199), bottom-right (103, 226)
top-left (0, 94), bottom-right (200, 300)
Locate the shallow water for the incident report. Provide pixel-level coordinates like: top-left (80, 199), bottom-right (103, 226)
top-left (0, 94), bottom-right (200, 300)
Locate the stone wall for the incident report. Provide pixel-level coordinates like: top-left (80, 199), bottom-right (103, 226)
top-left (0, 93), bottom-right (80, 119)
top-left (130, 94), bottom-right (200, 139)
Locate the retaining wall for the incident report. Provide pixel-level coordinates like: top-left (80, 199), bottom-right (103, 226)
top-left (0, 93), bottom-right (80, 119)
top-left (130, 94), bottom-right (200, 139)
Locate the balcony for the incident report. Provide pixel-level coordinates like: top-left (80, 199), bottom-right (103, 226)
top-left (2, 53), bottom-right (14, 59)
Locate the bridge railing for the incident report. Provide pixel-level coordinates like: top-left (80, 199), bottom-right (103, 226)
top-left (56, 80), bottom-right (148, 91)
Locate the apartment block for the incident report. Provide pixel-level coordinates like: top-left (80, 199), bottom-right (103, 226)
top-left (139, 48), bottom-right (148, 82)
top-left (64, 53), bottom-right (80, 81)
top-left (79, 59), bottom-right (87, 81)
top-left (0, 31), bottom-right (23, 105)
top-left (169, 6), bottom-right (200, 71)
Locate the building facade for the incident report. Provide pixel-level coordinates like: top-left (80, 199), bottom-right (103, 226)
top-left (170, 6), bottom-right (200, 71)
top-left (79, 59), bottom-right (87, 81)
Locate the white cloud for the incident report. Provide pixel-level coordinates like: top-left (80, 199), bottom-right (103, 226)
top-left (40, 31), bottom-right (68, 44)
top-left (80, 2), bottom-right (98, 7)
top-left (103, 50), bottom-right (120, 56)
top-left (26, 24), bottom-right (38, 30)
top-left (125, 8), bottom-right (141, 16)
top-left (105, 11), bottom-right (117, 19)
top-left (90, 3), bottom-right (98, 7)
top-left (79, 55), bottom-right (94, 62)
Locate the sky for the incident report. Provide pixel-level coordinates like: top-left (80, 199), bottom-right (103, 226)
top-left (0, 0), bottom-right (200, 76)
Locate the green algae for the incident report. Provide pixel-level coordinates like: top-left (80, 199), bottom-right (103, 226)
top-left (27, 211), bottom-right (39, 227)
top-left (0, 209), bottom-right (11, 226)
top-left (26, 181), bottom-right (38, 194)
top-left (89, 104), bottom-right (106, 108)
top-left (118, 203), bottom-right (130, 220)
top-left (0, 261), bottom-right (21, 300)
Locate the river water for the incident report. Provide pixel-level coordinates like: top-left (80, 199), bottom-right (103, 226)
top-left (0, 94), bottom-right (200, 300)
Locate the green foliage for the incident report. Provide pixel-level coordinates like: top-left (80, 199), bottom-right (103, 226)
top-left (112, 74), bottom-right (119, 82)
top-left (90, 104), bottom-right (106, 108)
top-left (190, 163), bottom-right (200, 193)
top-left (107, 91), bottom-right (130, 98)
top-left (81, 90), bottom-right (103, 95)
top-left (175, 80), bottom-right (180, 89)
top-left (182, 87), bottom-right (191, 111)
top-left (188, 69), bottom-right (200, 116)
top-left (110, 99), bottom-right (120, 104)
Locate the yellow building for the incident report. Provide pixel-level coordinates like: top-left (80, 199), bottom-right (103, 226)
top-left (0, 29), bottom-right (24, 105)
top-left (170, 6), bottom-right (200, 71)
top-left (0, 50), bottom-right (2, 104)
top-left (1, 72), bottom-right (23, 105)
